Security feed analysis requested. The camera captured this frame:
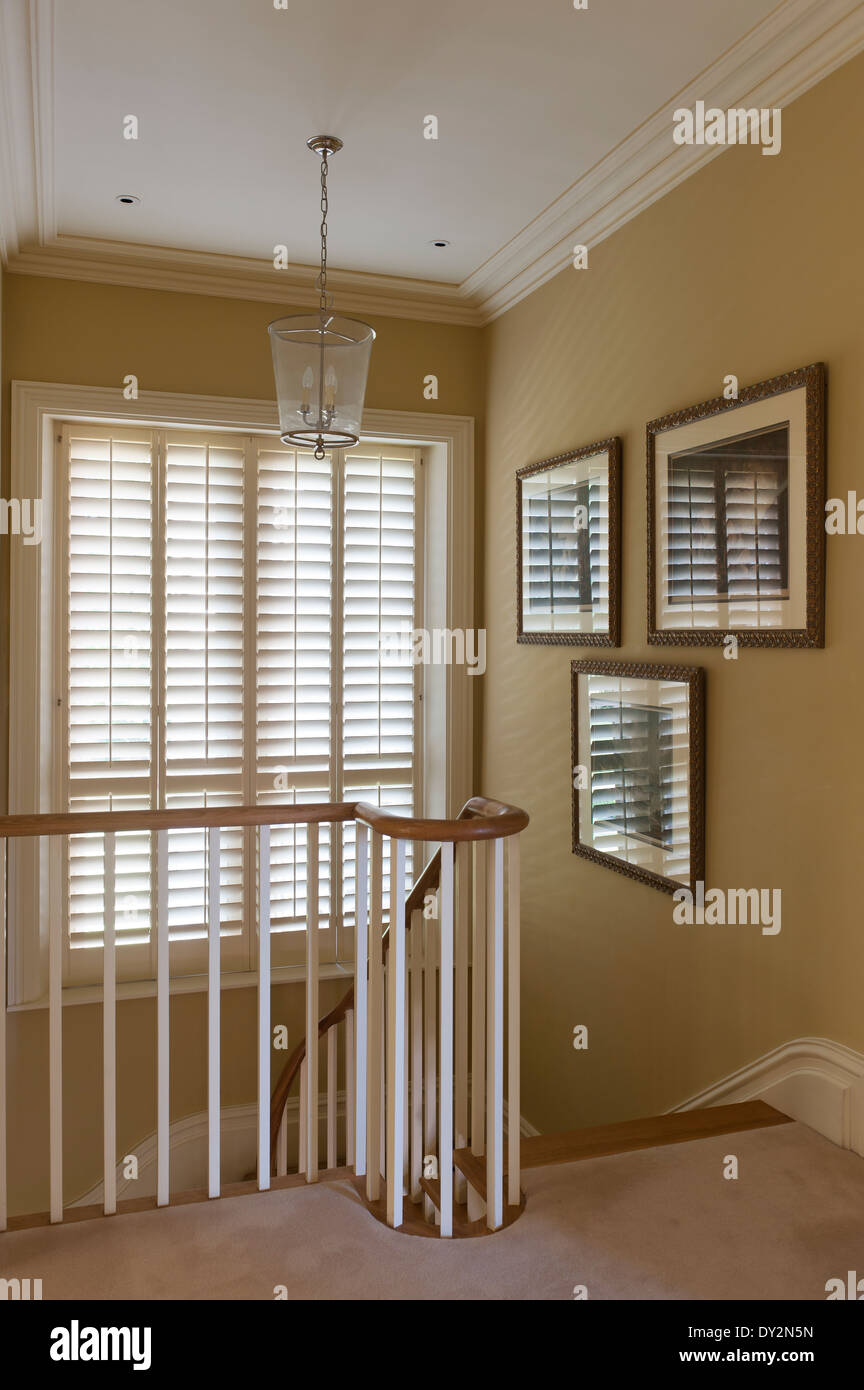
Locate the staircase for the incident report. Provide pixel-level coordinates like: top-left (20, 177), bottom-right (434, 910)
top-left (0, 794), bottom-right (791, 1240)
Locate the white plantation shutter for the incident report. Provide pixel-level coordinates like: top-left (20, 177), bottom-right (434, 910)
top-left (63, 425), bottom-right (156, 980)
top-left (255, 443), bottom-right (333, 947)
top-left (162, 433), bottom-right (247, 968)
top-left (59, 424), bottom-right (422, 984)
top-left (341, 447), bottom-right (420, 920)
top-left (666, 457), bottom-right (720, 602)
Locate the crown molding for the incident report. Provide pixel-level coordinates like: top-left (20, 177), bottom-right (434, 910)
top-left (464, 0), bottom-right (864, 322)
top-left (5, 234), bottom-right (482, 325)
top-left (2, 0), bottom-right (864, 327)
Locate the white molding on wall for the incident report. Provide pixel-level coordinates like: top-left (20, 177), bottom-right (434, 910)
top-left (674, 1035), bottom-right (864, 1156)
top-left (6, 237), bottom-right (481, 326)
top-left (2, 0), bottom-right (863, 324)
top-left (464, 0), bottom-right (864, 321)
top-left (71, 1095), bottom-right (338, 1207)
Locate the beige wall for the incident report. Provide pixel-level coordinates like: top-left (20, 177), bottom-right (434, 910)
top-left (482, 53), bottom-right (864, 1134)
top-left (0, 277), bottom-right (483, 1215)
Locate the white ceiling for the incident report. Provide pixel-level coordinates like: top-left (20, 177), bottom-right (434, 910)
top-left (52, 0), bottom-right (777, 281)
top-left (2, 0), bottom-right (864, 321)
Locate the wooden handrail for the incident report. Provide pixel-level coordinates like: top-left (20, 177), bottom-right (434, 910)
top-left (0, 795), bottom-right (528, 842)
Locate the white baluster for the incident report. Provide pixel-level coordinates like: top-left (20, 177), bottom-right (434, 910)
top-left (386, 839), bottom-right (406, 1228)
top-left (305, 822), bottom-right (320, 1182)
top-left (207, 827), bottom-right (221, 1199)
top-left (403, 965), bottom-right (410, 1191)
top-left (439, 841), bottom-right (455, 1238)
top-left (353, 823), bottom-right (368, 1178)
top-left (327, 1023), bottom-right (338, 1170)
top-left (103, 833), bottom-right (116, 1216)
top-left (379, 972), bottom-right (386, 1180)
top-left (0, 837), bottom-right (7, 1232)
top-left (507, 834), bottom-right (521, 1208)
top-left (423, 909), bottom-right (437, 1224)
top-left (345, 1008), bottom-right (355, 1168)
top-left (156, 830), bottom-right (169, 1207)
top-left (469, 840), bottom-right (486, 1222)
top-left (409, 909), bottom-right (423, 1202)
top-left (298, 1060), bottom-right (307, 1175)
top-left (366, 831), bottom-right (383, 1201)
top-left (258, 824), bottom-right (271, 1191)
top-left (486, 838), bottom-right (504, 1230)
top-left (49, 835), bottom-right (63, 1223)
top-left (454, 840), bottom-right (470, 1205)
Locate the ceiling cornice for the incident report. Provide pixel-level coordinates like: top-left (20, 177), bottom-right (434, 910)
top-left (464, 0), bottom-right (864, 322)
top-left (2, 0), bottom-right (864, 328)
top-left (7, 235), bottom-right (482, 326)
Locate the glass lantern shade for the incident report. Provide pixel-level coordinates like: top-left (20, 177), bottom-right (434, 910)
top-left (268, 313), bottom-right (376, 451)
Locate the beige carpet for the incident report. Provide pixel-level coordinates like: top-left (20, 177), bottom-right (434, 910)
top-left (2, 1121), bottom-right (862, 1300)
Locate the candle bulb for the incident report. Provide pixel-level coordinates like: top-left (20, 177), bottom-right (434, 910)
top-left (323, 364), bottom-right (337, 410)
top-left (301, 366), bottom-right (314, 412)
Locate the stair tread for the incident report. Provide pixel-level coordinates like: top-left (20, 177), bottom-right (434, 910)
top-left (419, 1175), bottom-right (441, 1208)
top-left (453, 1100), bottom-right (791, 1197)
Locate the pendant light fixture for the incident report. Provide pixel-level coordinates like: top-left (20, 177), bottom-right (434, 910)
top-left (269, 137), bottom-right (375, 459)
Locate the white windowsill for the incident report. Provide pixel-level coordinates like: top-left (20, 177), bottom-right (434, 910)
top-left (7, 961), bottom-right (355, 1013)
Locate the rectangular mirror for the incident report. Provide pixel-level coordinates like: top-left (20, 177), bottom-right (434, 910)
top-left (571, 660), bottom-right (705, 893)
top-left (517, 436), bottom-right (621, 646)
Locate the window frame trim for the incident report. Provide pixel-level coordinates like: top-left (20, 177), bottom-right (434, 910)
top-left (8, 381), bottom-right (475, 1009)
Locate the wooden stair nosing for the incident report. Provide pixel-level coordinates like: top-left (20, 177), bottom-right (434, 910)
top-left (419, 1175), bottom-right (441, 1209)
top-left (453, 1101), bottom-right (792, 1199)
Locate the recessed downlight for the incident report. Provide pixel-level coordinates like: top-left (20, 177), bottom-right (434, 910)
top-left (115, 193), bottom-right (141, 205)
top-left (430, 239), bottom-right (450, 248)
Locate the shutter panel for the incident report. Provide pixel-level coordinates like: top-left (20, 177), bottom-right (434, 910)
top-left (163, 433), bottom-right (246, 952)
top-left (65, 425), bottom-right (156, 972)
top-left (255, 444), bottom-right (333, 940)
top-left (341, 447), bottom-right (419, 921)
top-left (667, 458), bottom-right (721, 603)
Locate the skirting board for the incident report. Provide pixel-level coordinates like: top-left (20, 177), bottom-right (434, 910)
top-left (71, 1093), bottom-right (346, 1208)
top-left (672, 1036), bottom-right (864, 1157)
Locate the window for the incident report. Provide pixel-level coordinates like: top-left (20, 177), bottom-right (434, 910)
top-left (58, 423), bottom-right (422, 986)
top-left (667, 424), bottom-right (789, 605)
